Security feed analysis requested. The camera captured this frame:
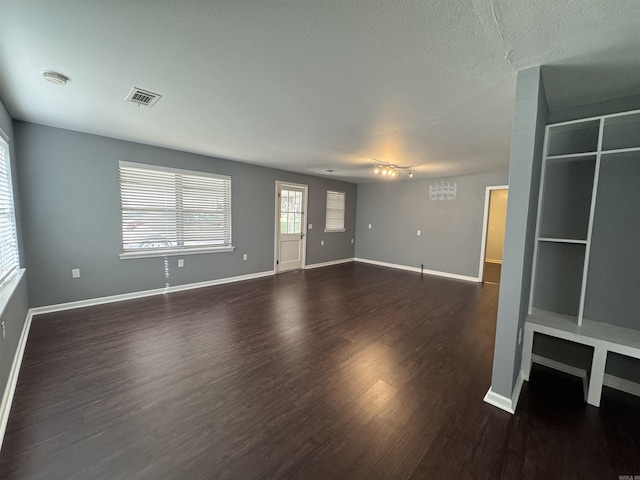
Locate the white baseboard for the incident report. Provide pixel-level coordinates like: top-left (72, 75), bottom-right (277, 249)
top-left (30, 270), bottom-right (276, 316)
top-left (354, 257), bottom-right (480, 283)
top-left (603, 373), bottom-right (640, 398)
top-left (531, 354), bottom-right (640, 400)
top-left (483, 372), bottom-right (524, 414)
top-left (0, 310), bottom-right (33, 453)
top-left (304, 258), bottom-right (354, 270)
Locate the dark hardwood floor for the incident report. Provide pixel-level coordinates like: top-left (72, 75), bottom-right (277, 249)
top-left (1, 263), bottom-right (639, 479)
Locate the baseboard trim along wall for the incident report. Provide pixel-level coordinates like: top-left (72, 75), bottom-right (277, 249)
top-left (0, 310), bottom-right (33, 453)
top-left (354, 257), bottom-right (480, 283)
top-left (530, 354), bottom-right (640, 400)
top-left (483, 373), bottom-right (524, 414)
top-left (304, 258), bottom-right (354, 270)
top-left (30, 270), bottom-right (276, 316)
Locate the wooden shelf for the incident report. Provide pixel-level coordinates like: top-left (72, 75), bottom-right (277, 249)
top-left (546, 152), bottom-right (598, 160)
top-left (527, 309), bottom-right (640, 352)
top-left (523, 309), bottom-right (640, 407)
top-left (537, 237), bottom-right (587, 244)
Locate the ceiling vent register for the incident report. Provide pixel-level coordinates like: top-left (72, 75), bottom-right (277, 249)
top-left (125, 87), bottom-right (162, 107)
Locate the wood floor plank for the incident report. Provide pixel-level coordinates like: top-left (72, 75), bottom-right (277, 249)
top-left (1, 263), bottom-right (639, 479)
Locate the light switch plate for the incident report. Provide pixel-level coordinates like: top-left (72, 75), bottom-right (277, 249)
top-left (178, 259), bottom-right (184, 268)
top-left (72, 268), bottom-right (80, 278)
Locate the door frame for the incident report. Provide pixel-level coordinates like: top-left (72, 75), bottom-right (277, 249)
top-left (478, 185), bottom-right (509, 282)
top-left (274, 181), bottom-right (309, 273)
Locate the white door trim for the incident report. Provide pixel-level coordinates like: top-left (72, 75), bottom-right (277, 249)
top-left (478, 185), bottom-right (509, 281)
top-left (274, 181), bottom-right (308, 272)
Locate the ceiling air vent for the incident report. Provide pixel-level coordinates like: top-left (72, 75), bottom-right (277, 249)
top-left (125, 87), bottom-right (162, 107)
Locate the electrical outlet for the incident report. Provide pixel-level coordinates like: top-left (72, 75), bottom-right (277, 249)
top-left (1, 321), bottom-right (5, 340)
top-left (72, 268), bottom-right (80, 278)
top-left (417, 230), bottom-right (421, 236)
top-left (321, 240), bottom-right (324, 246)
top-left (178, 259), bottom-right (184, 268)
top-left (351, 238), bottom-right (354, 244)
top-left (243, 254), bottom-right (248, 260)
top-left (308, 224), bottom-right (313, 230)
top-left (368, 224), bottom-right (372, 229)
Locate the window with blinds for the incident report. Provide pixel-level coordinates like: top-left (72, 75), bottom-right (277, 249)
top-left (325, 190), bottom-right (346, 232)
top-left (0, 132), bottom-right (19, 284)
top-left (119, 162), bottom-right (232, 257)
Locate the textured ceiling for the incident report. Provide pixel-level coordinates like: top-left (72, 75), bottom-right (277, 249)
top-left (1, 0), bottom-right (639, 183)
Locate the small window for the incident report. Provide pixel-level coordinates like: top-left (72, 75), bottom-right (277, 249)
top-left (0, 131), bottom-right (19, 284)
top-left (119, 162), bottom-right (232, 258)
top-left (325, 190), bottom-right (345, 232)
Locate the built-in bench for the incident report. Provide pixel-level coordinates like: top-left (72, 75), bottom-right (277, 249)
top-left (521, 309), bottom-right (640, 407)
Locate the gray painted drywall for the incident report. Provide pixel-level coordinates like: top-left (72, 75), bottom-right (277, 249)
top-left (584, 154), bottom-right (640, 330)
top-left (0, 97), bottom-right (29, 421)
top-left (490, 67), bottom-right (548, 399)
top-left (354, 171), bottom-right (508, 278)
top-left (547, 93), bottom-right (640, 124)
top-left (15, 122), bottom-right (356, 307)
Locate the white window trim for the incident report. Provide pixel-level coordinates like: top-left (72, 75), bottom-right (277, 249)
top-left (0, 127), bottom-right (19, 285)
top-left (119, 161), bottom-right (233, 259)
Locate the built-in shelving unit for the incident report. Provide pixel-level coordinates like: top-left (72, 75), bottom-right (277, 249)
top-left (524, 109), bottom-right (640, 407)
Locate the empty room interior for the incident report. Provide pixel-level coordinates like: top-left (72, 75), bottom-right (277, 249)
top-left (1, 1), bottom-right (640, 479)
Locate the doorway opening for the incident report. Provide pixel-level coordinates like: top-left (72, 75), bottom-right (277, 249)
top-left (274, 181), bottom-right (308, 273)
top-left (480, 186), bottom-right (509, 285)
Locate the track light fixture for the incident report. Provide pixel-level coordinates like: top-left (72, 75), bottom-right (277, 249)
top-left (373, 162), bottom-right (414, 179)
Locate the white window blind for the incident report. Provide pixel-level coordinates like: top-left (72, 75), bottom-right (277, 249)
top-left (325, 190), bottom-right (346, 232)
top-left (0, 132), bottom-right (19, 284)
top-left (119, 162), bottom-right (232, 256)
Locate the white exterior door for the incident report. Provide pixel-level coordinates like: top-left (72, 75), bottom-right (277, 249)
top-left (276, 183), bottom-right (307, 272)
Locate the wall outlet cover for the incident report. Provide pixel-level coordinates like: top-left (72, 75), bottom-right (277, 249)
top-left (177, 259), bottom-right (184, 268)
top-left (72, 268), bottom-right (80, 278)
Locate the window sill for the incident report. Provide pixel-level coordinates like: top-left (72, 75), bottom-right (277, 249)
top-left (324, 229), bottom-right (346, 233)
top-left (120, 246), bottom-right (235, 260)
top-left (0, 268), bottom-right (25, 318)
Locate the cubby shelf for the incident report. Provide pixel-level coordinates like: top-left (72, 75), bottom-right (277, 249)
top-left (526, 108), bottom-right (640, 407)
top-left (537, 237), bottom-right (587, 244)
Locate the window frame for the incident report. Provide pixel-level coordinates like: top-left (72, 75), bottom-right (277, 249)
top-left (118, 161), bottom-right (234, 259)
top-left (324, 190), bottom-right (346, 233)
top-left (0, 128), bottom-right (19, 285)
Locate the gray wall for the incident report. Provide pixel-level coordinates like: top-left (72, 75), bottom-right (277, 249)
top-left (15, 122), bottom-right (356, 307)
top-left (490, 67), bottom-right (548, 398)
top-left (0, 97), bottom-right (29, 417)
top-left (354, 170), bottom-right (508, 278)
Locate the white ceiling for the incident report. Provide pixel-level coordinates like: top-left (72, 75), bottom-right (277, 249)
top-left (1, 1), bottom-right (640, 183)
